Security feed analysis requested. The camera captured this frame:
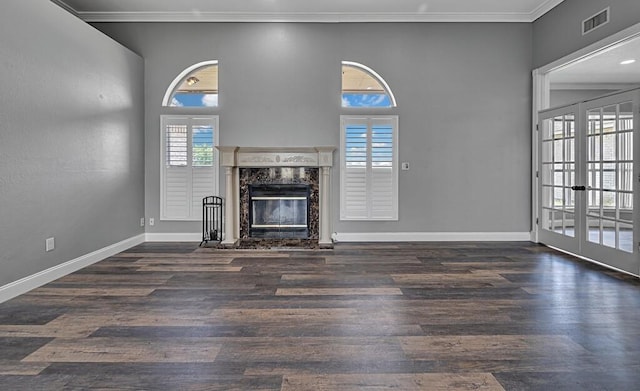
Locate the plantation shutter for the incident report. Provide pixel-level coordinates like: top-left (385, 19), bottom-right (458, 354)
top-left (161, 116), bottom-right (219, 220)
top-left (342, 118), bottom-right (369, 219)
top-left (190, 118), bottom-right (216, 216)
top-left (370, 118), bottom-right (396, 219)
top-left (340, 116), bottom-right (398, 220)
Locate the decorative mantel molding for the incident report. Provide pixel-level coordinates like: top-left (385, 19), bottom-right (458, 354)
top-left (216, 146), bottom-right (336, 247)
top-left (218, 146), bottom-right (335, 168)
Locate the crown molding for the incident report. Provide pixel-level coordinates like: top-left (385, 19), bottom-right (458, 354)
top-left (53, 0), bottom-right (566, 23)
top-left (75, 12), bottom-right (536, 23)
top-left (529, 0), bottom-right (565, 21)
top-left (50, 0), bottom-right (79, 17)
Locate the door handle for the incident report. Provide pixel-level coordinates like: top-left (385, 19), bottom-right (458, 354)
top-left (571, 185), bottom-right (586, 191)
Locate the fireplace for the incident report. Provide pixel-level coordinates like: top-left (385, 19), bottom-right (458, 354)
top-left (249, 184), bottom-right (310, 238)
top-left (239, 167), bottom-right (319, 241)
top-left (216, 146), bottom-right (336, 248)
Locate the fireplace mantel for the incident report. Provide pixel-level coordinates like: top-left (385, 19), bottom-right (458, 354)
top-left (216, 146), bottom-right (336, 247)
top-left (218, 146), bottom-right (335, 168)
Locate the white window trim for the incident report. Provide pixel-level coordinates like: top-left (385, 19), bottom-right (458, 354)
top-left (340, 115), bottom-right (399, 221)
top-left (160, 115), bottom-right (219, 221)
top-left (162, 60), bottom-right (218, 107)
top-left (342, 61), bottom-right (397, 108)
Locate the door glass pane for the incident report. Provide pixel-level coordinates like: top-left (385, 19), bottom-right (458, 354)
top-left (552, 210), bottom-right (563, 233)
top-left (619, 132), bottom-right (632, 161)
top-left (554, 171), bottom-right (563, 186)
top-left (564, 212), bottom-right (575, 237)
top-left (618, 163), bottom-right (633, 192)
top-left (566, 138), bottom-right (575, 162)
top-left (588, 109), bottom-right (601, 135)
top-left (587, 163), bottom-right (600, 189)
top-left (619, 222), bottom-right (633, 253)
top-left (619, 102), bottom-right (633, 130)
top-left (542, 119), bottom-right (554, 140)
top-left (603, 191), bottom-right (616, 209)
top-left (554, 187), bottom-right (564, 207)
top-left (565, 114), bottom-right (575, 137)
top-left (554, 140), bottom-right (564, 162)
top-left (554, 116), bottom-right (564, 139)
top-left (588, 135), bottom-right (600, 161)
top-left (565, 163), bottom-right (575, 188)
top-left (587, 189), bottom-right (601, 216)
top-left (619, 193), bottom-right (632, 222)
top-left (588, 218), bottom-right (601, 244)
top-left (565, 187), bottom-right (575, 209)
top-left (602, 170), bottom-right (616, 191)
top-left (603, 134), bottom-right (616, 161)
top-left (603, 223), bottom-right (616, 248)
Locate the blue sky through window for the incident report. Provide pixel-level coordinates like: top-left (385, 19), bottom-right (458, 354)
top-left (342, 93), bottom-right (391, 108)
top-left (192, 126), bottom-right (214, 166)
top-left (171, 93), bottom-right (218, 107)
top-left (345, 124), bottom-right (393, 167)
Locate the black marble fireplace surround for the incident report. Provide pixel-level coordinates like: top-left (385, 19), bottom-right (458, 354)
top-left (239, 167), bottom-right (319, 246)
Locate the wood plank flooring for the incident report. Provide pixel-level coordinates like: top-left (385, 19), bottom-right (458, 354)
top-left (0, 241), bottom-right (639, 390)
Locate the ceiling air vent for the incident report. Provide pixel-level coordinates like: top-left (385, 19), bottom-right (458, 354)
top-left (582, 7), bottom-right (610, 35)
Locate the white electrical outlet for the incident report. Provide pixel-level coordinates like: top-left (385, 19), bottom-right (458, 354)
top-left (401, 162), bottom-right (410, 170)
top-left (140, 217), bottom-right (145, 227)
top-left (46, 237), bottom-right (55, 252)
top-left (149, 218), bottom-right (155, 226)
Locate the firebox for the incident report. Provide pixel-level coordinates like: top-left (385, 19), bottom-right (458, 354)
top-left (249, 184), bottom-right (310, 238)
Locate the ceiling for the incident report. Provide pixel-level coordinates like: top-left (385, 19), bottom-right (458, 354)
top-left (549, 35), bottom-right (640, 88)
top-left (53, 0), bottom-right (565, 23)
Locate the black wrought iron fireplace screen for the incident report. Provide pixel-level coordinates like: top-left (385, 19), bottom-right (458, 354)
top-left (249, 184), bottom-right (310, 238)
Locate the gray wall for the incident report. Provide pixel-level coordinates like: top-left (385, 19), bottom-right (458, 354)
top-left (533, 0), bottom-right (640, 68)
top-left (0, 0), bottom-right (145, 287)
top-left (94, 22), bottom-right (533, 235)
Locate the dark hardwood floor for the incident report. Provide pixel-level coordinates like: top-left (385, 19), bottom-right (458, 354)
top-left (0, 241), bottom-right (639, 390)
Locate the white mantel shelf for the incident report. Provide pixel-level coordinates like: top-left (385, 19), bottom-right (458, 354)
top-left (217, 146), bottom-right (335, 168)
top-left (216, 146), bottom-right (336, 248)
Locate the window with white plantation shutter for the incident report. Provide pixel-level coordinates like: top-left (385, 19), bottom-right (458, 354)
top-left (340, 116), bottom-right (398, 220)
top-left (161, 116), bottom-right (219, 220)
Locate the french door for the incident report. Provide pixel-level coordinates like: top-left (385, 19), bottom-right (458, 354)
top-left (538, 90), bottom-right (640, 275)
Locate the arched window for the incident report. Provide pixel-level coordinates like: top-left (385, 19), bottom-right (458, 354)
top-left (342, 61), bottom-right (396, 108)
top-left (160, 61), bottom-right (220, 221)
top-left (340, 62), bottom-right (398, 221)
top-left (162, 60), bottom-right (218, 107)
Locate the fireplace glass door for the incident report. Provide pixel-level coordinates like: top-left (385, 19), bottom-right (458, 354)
top-left (249, 185), bottom-right (310, 238)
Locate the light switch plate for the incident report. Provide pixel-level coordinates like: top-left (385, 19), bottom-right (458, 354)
top-left (401, 162), bottom-right (410, 170)
top-left (46, 237), bottom-right (55, 252)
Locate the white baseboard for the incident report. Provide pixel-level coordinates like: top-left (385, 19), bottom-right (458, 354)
top-left (144, 233), bottom-right (201, 242)
top-left (146, 232), bottom-right (532, 243)
top-left (0, 234), bottom-right (145, 304)
top-left (332, 231), bottom-right (532, 242)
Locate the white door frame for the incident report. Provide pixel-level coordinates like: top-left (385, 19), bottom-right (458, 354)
top-left (531, 22), bottom-right (640, 243)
